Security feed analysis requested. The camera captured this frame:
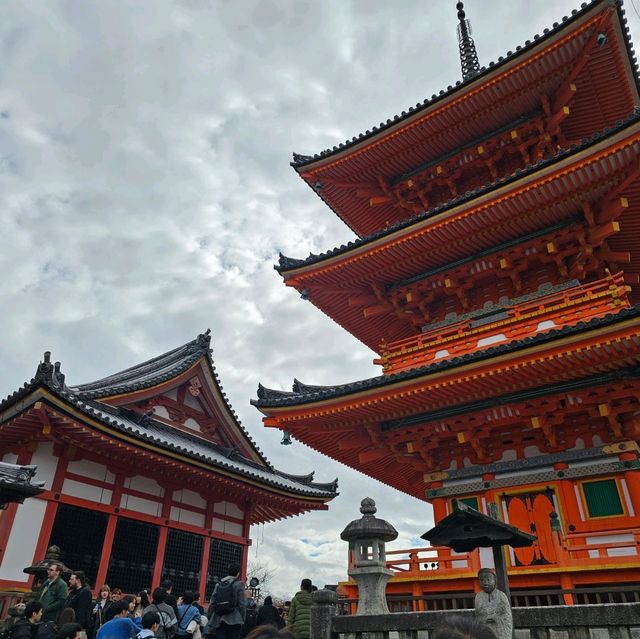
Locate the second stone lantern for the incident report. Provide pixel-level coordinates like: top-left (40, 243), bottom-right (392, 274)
top-left (340, 497), bottom-right (398, 615)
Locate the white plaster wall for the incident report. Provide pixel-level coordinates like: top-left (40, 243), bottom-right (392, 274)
top-left (479, 547), bottom-right (495, 568)
top-left (125, 476), bottom-right (164, 497)
top-left (30, 442), bottom-right (58, 490)
top-left (212, 519), bottom-right (243, 537)
top-left (153, 406), bottom-right (170, 419)
top-left (67, 459), bottom-right (115, 483)
top-left (174, 489), bottom-right (206, 509)
top-left (183, 418), bottom-right (201, 431)
top-left (213, 501), bottom-right (244, 518)
top-left (183, 394), bottom-right (202, 412)
top-left (0, 498), bottom-right (47, 581)
top-left (62, 478), bottom-right (112, 505)
top-left (1, 453), bottom-right (18, 464)
top-left (170, 507), bottom-right (205, 527)
top-left (120, 494), bottom-right (162, 517)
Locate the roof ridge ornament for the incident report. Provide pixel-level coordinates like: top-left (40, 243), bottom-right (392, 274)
top-left (456, 2), bottom-right (480, 82)
top-left (33, 351), bottom-right (66, 390)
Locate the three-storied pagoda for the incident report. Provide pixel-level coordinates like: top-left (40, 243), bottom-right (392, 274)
top-left (254, 0), bottom-right (640, 605)
top-left (0, 331), bottom-right (336, 600)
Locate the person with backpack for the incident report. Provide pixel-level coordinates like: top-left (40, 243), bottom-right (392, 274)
top-left (174, 592), bottom-right (200, 638)
top-left (207, 563), bottom-right (245, 639)
top-left (141, 589), bottom-right (176, 639)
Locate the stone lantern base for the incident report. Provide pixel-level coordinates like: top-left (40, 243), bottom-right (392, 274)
top-left (348, 565), bottom-right (394, 615)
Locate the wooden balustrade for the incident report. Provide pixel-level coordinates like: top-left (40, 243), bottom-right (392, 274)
top-left (380, 273), bottom-right (630, 373)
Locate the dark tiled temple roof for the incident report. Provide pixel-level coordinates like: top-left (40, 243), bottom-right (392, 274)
top-left (0, 335), bottom-right (338, 499)
top-left (72, 330), bottom-right (213, 398)
top-left (278, 108), bottom-right (640, 273)
top-left (252, 305), bottom-right (640, 408)
top-left (0, 460), bottom-right (45, 506)
top-left (71, 329), bottom-right (270, 466)
top-left (290, 0), bottom-right (639, 169)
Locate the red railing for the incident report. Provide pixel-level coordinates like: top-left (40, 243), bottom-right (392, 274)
top-left (382, 526), bottom-right (640, 580)
top-left (378, 273), bottom-right (630, 373)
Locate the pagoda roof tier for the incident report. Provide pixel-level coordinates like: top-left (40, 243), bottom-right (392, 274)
top-left (0, 334), bottom-right (337, 523)
top-left (279, 112), bottom-right (640, 352)
top-left (291, 0), bottom-right (640, 237)
top-left (253, 307), bottom-right (640, 498)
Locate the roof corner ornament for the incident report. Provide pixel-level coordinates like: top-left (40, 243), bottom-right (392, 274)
top-left (291, 152), bottom-right (312, 165)
top-left (34, 352), bottom-right (65, 389)
top-left (456, 2), bottom-right (480, 82)
top-left (280, 430), bottom-right (292, 445)
top-left (195, 328), bottom-right (212, 352)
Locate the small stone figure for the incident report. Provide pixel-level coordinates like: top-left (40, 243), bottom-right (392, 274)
top-left (474, 569), bottom-right (512, 639)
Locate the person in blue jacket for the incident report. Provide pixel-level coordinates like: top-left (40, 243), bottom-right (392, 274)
top-left (175, 592), bottom-right (201, 637)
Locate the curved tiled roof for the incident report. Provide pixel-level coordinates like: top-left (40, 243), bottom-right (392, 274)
top-left (290, 0), bottom-right (639, 169)
top-left (278, 108), bottom-right (640, 274)
top-left (252, 304), bottom-right (640, 408)
top-left (72, 330), bottom-right (213, 398)
top-left (0, 336), bottom-right (338, 500)
top-left (72, 329), bottom-right (270, 467)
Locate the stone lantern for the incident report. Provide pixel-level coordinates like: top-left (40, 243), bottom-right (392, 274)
top-left (340, 497), bottom-right (398, 615)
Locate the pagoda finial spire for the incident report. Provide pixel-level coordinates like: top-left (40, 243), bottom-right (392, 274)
top-left (456, 2), bottom-right (480, 82)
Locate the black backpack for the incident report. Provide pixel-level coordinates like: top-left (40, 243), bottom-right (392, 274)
top-left (212, 579), bottom-right (237, 616)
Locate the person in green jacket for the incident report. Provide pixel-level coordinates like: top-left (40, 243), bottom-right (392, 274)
top-left (39, 563), bottom-right (68, 623)
top-left (287, 579), bottom-right (314, 639)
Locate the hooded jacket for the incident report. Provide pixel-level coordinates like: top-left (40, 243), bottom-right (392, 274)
top-left (287, 590), bottom-right (314, 639)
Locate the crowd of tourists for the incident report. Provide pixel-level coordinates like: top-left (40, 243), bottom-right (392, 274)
top-left (3, 562), bottom-right (321, 639)
top-left (3, 563), bottom-right (505, 639)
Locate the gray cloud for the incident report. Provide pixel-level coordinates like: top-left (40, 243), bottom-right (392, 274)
top-left (1, 0), bottom-right (637, 597)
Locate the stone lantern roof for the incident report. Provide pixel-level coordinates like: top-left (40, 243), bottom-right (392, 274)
top-left (340, 497), bottom-right (398, 542)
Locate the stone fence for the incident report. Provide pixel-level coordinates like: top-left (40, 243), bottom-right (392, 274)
top-left (310, 590), bottom-right (640, 639)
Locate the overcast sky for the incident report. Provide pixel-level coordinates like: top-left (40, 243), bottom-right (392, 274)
top-left (2, 0), bottom-right (640, 599)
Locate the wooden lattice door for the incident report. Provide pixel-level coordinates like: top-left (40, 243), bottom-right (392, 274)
top-left (502, 489), bottom-right (557, 566)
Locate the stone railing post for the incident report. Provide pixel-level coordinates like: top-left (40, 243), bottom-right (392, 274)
top-left (310, 589), bottom-right (338, 639)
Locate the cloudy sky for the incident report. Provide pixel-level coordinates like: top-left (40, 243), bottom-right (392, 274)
top-left (2, 0), bottom-right (640, 598)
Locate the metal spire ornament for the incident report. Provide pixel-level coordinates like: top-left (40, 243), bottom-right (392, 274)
top-left (456, 2), bottom-right (480, 81)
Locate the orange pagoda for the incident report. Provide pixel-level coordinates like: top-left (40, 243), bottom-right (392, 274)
top-left (253, 0), bottom-right (640, 607)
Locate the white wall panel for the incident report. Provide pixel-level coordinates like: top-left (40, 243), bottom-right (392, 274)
top-left (213, 501), bottom-right (243, 518)
top-left (0, 498), bottom-right (47, 581)
top-left (67, 459), bottom-right (115, 484)
top-left (125, 476), bottom-right (164, 497)
top-left (120, 494), bottom-right (162, 517)
top-left (30, 443), bottom-right (58, 490)
top-left (174, 489), bottom-right (206, 509)
top-left (62, 479), bottom-right (112, 504)
top-left (212, 519), bottom-right (242, 536)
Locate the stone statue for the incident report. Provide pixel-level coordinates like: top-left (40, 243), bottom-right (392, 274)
top-left (474, 568), bottom-right (512, 639)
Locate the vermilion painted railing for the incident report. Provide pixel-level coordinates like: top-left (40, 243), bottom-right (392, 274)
top-left (378, 272), bottom-right (630, 373)
top-left (382, 526), bottom-right (640, 578)
top-left (384, 546), bottom-right (477, 574)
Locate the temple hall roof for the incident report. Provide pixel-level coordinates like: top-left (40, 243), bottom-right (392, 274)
top-left (0, 333), bottom-right (338, 503)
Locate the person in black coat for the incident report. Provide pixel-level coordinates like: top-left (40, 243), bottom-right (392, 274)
top-left (255, 598), bottom-right (281, 630)
top-left (65, 572), bottom-right (93, 633)
top-left (11, 601), bottom-right (43, 639)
